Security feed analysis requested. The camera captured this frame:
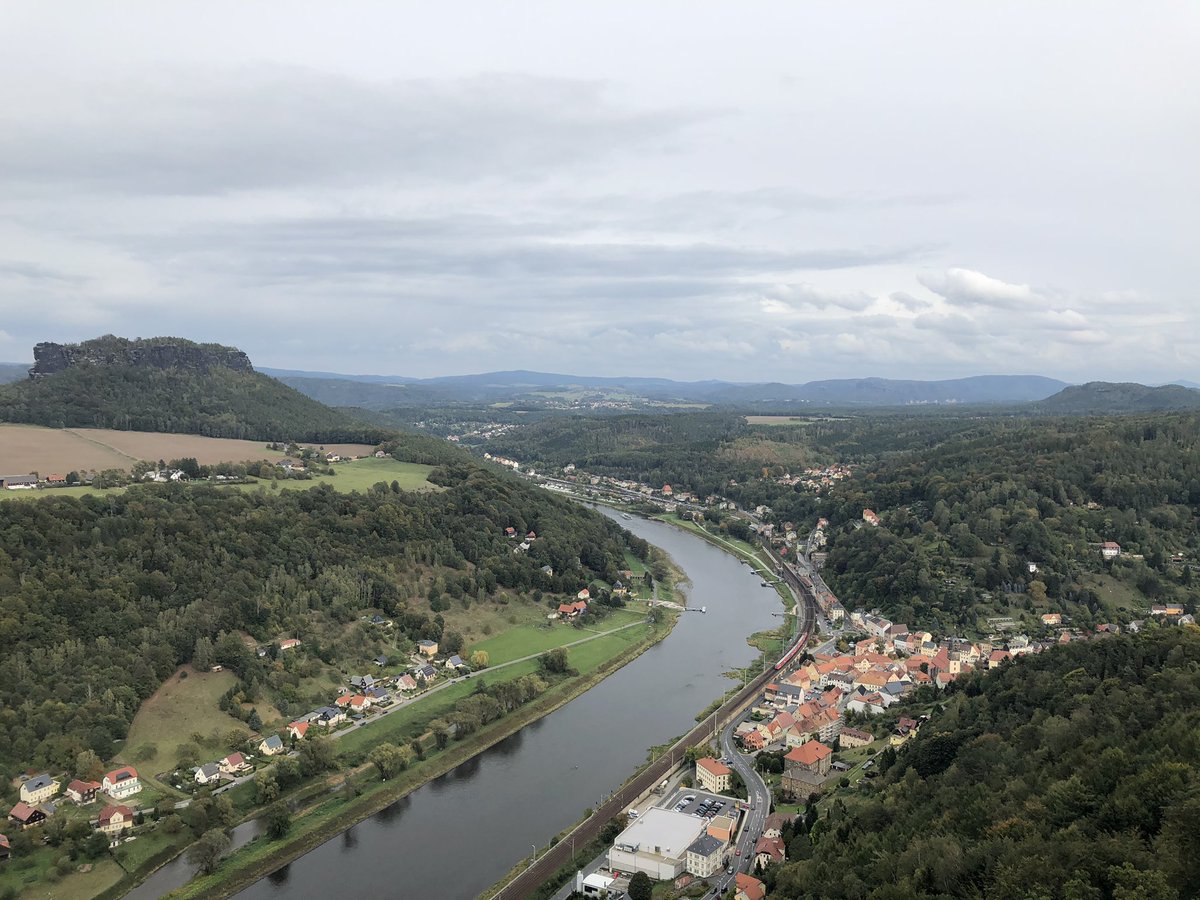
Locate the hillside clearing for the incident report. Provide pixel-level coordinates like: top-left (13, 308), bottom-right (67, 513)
top-left (120, 667), bottom-right (252, 779)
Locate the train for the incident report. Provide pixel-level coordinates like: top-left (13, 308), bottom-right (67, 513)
top-left (773, 631), bottom-right (809, 670)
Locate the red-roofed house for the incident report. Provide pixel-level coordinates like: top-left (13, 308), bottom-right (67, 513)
top-left (862, 509), bottom-right (880, 527)
top-left (1100, 541), bottom-right (1121, 559)
top-left (8, 802), bottom-right (46, 829)
top-left (220, 753), bottom-right (251, 776)
top-left (696, 757), bottom-right (732, 793)
top-left (754, 835), bottom-right (785, 868)
top-left (97, 804), bottom-right (134, 836)
top-left (65, 780), bottom-right (101, 804)
top-left (279, 638), bottom-right (301, 651)
top-left (288, 721), bottom-right (310, 740)
top-left (735, 873), bottom-right (767, 900)
top-left (785, 740), bottom-right (832, 778)
top-left (988, 650), bottom-right (1013, 669)
top-left (102, 766), bottom-right (141, 800)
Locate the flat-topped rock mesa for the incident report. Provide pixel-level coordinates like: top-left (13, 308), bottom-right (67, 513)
top-left (30, 335), bottom-right (254, 378)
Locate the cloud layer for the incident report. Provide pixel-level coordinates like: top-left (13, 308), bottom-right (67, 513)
top-left (0, 3), bottom-right (1196, 382)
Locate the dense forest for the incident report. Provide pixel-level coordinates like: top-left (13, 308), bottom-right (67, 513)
top-left (767, 629), bottom-right (1200, 899)
top-left (0, 456), bottom-right (647, 774)
top-left (818, 415), bottom-right (1200, 631)
top-left (0, 335), bottom-right (389, 442)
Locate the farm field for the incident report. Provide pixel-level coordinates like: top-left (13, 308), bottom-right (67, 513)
top-left (468, 608), bottom-right (645, 665)
top-left (0, 423), bottom-right (375, 474)
top-left (119, 667), bottom-right (252, 780)
top-left (1, 456), bottom-right (438, 503)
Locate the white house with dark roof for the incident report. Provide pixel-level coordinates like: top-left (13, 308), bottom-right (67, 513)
top-left (19, 774), bottom-right (59, 805)
top-left (101, 767), bottom-right (141, 800)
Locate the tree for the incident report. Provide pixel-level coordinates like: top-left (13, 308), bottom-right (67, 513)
top-left (368, 743), bottom-right (411, 780)
top-left (255, 772), bottom-right (280, 805)
top-left (192, 636), bottom-right (214, 671)
top-left (187, 828), bottom-right (231, 875)
top-left (628, 871), bottom-right (653, 900)
top-left (264, 801), bottom-right (291, 840)
top-left (299, 737), bottom-right (336, 776)
top-left (470, 650), bottom-right (490, 669)
top-left (75, 749), bottom-right (104, 781)
top-left (247, 708), bottom-right (263, 733)
top-left (540, 647), bottom-right (570, 675)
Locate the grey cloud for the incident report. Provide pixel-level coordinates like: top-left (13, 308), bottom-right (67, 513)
top-left (0, 69), bottom-right (703, 195)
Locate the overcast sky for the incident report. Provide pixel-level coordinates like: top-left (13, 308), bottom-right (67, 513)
top-left (1, 3), bottom-right (1197, 382)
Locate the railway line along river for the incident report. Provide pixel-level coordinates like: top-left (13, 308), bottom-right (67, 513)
top-left (145, 511), bottom-right (783, 900)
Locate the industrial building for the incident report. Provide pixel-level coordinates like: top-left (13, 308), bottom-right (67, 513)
top-left (608, 808), bottom-right (708, 880)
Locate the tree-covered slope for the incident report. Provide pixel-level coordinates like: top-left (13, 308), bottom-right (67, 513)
top-left (1034, 381), bottom-right (1200, 414)
top-left (769, 628), bottom-right (1200, 900)
top-left (0, 455), bottom-right (647, 773)
top-left (0, 335), bottom-right (389, 442)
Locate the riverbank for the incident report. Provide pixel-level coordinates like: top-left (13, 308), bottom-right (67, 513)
top-left (150, 562), bottom-right (686, 900)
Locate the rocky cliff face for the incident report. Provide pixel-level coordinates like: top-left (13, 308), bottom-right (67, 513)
top-left (30, 335), bottom-right (254, 378)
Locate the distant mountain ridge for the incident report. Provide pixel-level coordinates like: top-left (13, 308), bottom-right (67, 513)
top-left (0, 336), bottom-right (388, 442)
top-left (263, 367), bottom-right (1070, 409)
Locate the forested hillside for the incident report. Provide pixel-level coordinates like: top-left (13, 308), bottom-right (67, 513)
top-left (768, 629), bottom-right (1200, 899)
top-left (0, 335), bottom-right (389, 442)
top-left (0, 456), bottom-right (647, 773)
top-left (819, 415), bottom-right (1200, 631)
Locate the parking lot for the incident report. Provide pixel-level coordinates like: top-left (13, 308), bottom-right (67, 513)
top-left (662, 787), bottom-right (736, 819)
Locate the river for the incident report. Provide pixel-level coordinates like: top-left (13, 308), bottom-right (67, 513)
top-left (135, 512), bottom-right (782, 900)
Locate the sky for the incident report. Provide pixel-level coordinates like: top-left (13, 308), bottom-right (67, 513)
top-left (1, 3), bottom-right (1197, 383)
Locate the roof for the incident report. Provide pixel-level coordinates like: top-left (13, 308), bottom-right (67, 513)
top-left (755, 835), bottom-right (785, 861)
top-left (417, 639), bottom-right (437, 647)
top-left (763, 812), bottom-right (792, 833)
top-left (98, 804), bottom-right (132, 825)
top-left (840, 727), bottom-right (873, 742)
top-left (104, 766), bottom-right (138, 784)
top-left (736, 873), bottom-right (767, 900)
top-left (785, 741), bottom-right (832, 766)
top-left (611, 808), bottom-right (707, 859)
top-left (260, 735), bottom-right (284, 750)
top-left (23, 774), bottom-right (55, 792)
top-left (697, 757), bottom-right (731, 777)
top-left (289, 721), bottom-right (309, 736)
top-left (197, 763), bottom-right (221, 778)
top-left (9, 802), bottom-right (39, 822)
top-left (224, 753), bottom-right (246, 767)
top-left (67, 779), bottom-right (100, 794)
top-left (687, 833), bottom-right (724, 857)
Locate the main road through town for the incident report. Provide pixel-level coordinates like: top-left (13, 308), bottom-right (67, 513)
top-left (217, 511), bottom-right (786, 900)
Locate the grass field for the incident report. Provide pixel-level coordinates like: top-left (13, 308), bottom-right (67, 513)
top-left (120, 667), bottom-right (250, 778)
top-left (1, 456), bottom-right (438, 503)
top-left (0, 854), bottom-right (125, 900)
top-left (0, 423), bottom-right (374, 474)
top-left (468, 609), bottom-right (644, 665)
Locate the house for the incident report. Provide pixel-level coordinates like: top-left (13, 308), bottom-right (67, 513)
top-left (313, 706), bottom-right (346, 727)
top-left (754, 835), bottom-right (785, 868)
top-left (838, 727), bottom-right (873, 749)
top-left (445, 655), bottom-right (467, 670)
top-left (695, 757), bottom-right (732, 794)
top-left (193, 763), bottom-right (222, 785)
top-left (0, 833), bottom-right (9, 862)
top-left (1100, 541), bottom-right (1121, 559)
top-left (220, 753), bottom-right (251, 776)
top-left (9, 803), bottom-right (46, 829)
top-left (662, 484), bottom-right (673, 496)
top-left (102, 766), bottom-right (141, 800)
top-left (19, 774), bottom-right (59, 805)
top-left (65, 779), bottom-right (101, 804)
top-left (862, 509), bottom-right (880, 527)
top-left (0, 474), bottom-right (39, 490)
top-left (415, 664), bottom-right (437, 683)
top-left (279, 638), bottom-right (301, 651)
top-left (735, 873), bottom-right (767, 900)
top-left (350, 674), bottom-right (376, 691)
top-left (762, 813), bottom-right (792, 840)
top-left (576, 588), bottom-right (591, 601)
top-left (526, 531), bottom-right (537, 541)
top-left (707, 815), bottom-right (736, 844)
top-left (1151, 603), bottom-right (1185, 616)
top-left (97, 804), bottom-right (134, 836)
top-left (782, 741), bottom-right (832, 795)
top-left (540, 565), bottom-right (554, 577)
top-left (288, 721), bottom-right (310, 740)
top-left (373, 655), bottom-right (389, 667)
top-left (396, 674), bottom-right (418, 692)
top-left (369, 615), bottom-right (392, 628)
top-left (1041, 613), bottom-right (1062, 626)
top-left (504, 526), bottom-right (517, 538)
top-left (988, 649), bottom-right (1013, 669)
top-left (258, 735), bottom-right (285, 756)
top-left (417, 639), bottom-right (439, 658)
top-left (685, 833), bottom-right (725, 878)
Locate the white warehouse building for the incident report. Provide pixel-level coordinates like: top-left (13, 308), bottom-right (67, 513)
top-left (608, 808), bottom-right (708, 881)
